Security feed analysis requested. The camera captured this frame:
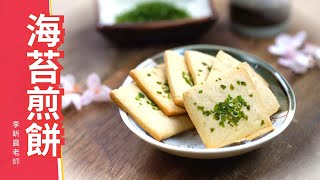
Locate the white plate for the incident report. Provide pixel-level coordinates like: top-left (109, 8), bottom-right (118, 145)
top-left (118, 44), bottom-right (296, 159)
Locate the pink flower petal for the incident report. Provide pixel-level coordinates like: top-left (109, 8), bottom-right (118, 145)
top-left (61, 74), bottom-right (76, 91)
top-left (270, 31), bottom-right (319, 73)
top-left (92, 85), bottom-right (111, 102)
top-left (65, 74), bottom-right (76, 84)
top-left (278, 53), bottom-right (312, 74)
top-left (92, 93), bottom-right (109, 102)
top-left (291, 31), bottom-right (306, 49)
top-left (62, 93), bottom-right (82, 110)
top-left (315, 49), bottom-right (320, 59)
top-left (290, 64), bottom-right (308, 74)
top-left (70, 94), bottom-right (82, 110)
top-left (62, 95), bottom-right (72, 109)
top-left (304, 43), bottom-right (320, 59)
top-left (101, 85), bottom-right (112, 94)
top-left (268, 45), bottom-right (288, 56)
top-left (304, 44), bottom-right (317, 54)
top-left (283, 60), bottom-right (307, 74)
top-left (81, 90), bottom-right (94, 106)
top-left (270, 31), bottom-right (306, 57)
top-left (86, 73), bottom-right (101, 89)
top-left (278, 58), bottom-right (293, 68)
top-left (275, 33), bottom-right (292, 46)
top-left (294, 53), bottom-right (313, 67)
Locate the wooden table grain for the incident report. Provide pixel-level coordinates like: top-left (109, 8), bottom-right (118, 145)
top-left (53, 0), bottom-right (320, 179)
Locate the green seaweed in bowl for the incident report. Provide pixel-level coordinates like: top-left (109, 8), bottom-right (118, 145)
top-left (115, 1), bottom-right (190, 24)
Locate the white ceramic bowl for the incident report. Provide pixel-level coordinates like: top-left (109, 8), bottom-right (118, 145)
top-left (118, 45), bottom-right (296, 159)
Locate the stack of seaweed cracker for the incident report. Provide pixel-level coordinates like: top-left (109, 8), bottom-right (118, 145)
top-left (110, 50), bottom-right (279, 148)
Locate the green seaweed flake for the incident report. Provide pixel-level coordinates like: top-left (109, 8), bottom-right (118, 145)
top-left (159, 80), bottom-right (171, 99)
top-left (182, 71), bottom-right (194, 86)
top-left (135, 92), bottom-right (145, 100)
top-left (197, 94), bottom-right (250, 127)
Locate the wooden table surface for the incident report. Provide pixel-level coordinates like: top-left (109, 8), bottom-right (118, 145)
top-left (53, 0), bottom-right (320, 179)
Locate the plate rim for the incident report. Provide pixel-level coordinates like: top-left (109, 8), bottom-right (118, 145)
top-left (119, 44), bottom-right (296, 154)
